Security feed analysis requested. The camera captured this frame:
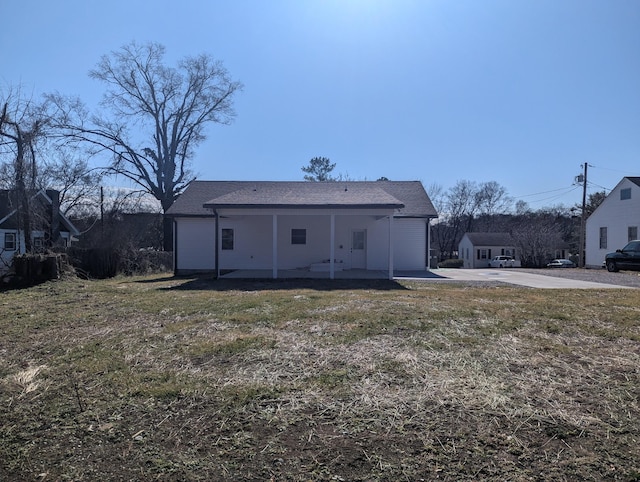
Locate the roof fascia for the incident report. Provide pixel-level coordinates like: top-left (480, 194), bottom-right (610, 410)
top-left (203, 203), bottom-right (404, 210)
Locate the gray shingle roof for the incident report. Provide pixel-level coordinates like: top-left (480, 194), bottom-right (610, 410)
top-left (167, 181), bottom-right (437, 218)
top-left (463, 232), bottom-right (515, 246)
top-left (626, 177), bottom-right (640, 188)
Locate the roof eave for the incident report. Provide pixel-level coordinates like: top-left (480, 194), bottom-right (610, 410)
top-left (203, 203), bottom-right (405, 210)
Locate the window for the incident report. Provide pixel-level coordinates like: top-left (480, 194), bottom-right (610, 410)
top-left (291, 229), bottom-right (306, 245)
top-left (478, 249), bottom-right (488, 259)
top-left (629, 226), bottom-right (638, 242)
top-left (620, 188), bottom-right (631, 200)
top-left (4, 233), bottom-right (16, 251)
top-left (352, 230), bottom-right (365, 250)
top-left (599, 227), bottom-right (607, 249)
top-left (221, 229), bottom-right (234, 250)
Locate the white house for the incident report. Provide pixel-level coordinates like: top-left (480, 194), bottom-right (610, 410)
top-left (585, 177), bottom-right (640, 268)
top-left (458, 232), bottom-right (518, 268)
top-left (166, 181), bottom-right (438, 279)
top-left (0, 189), bottom-right (79, 271)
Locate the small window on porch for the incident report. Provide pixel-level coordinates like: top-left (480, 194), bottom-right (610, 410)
top-left (221, 229), bottom-right (234, 250)
top-left (629, 226), bottom-right (638, 242)
top-left (291, 229), bottom-right (306, 245)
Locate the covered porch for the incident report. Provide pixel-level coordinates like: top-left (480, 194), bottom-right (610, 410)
top-left (214, 209), bottom-right (398, 280)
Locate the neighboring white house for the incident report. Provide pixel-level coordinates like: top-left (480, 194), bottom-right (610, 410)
top-left (166, 181), bottom-right (438, 279)
top-left (0, 189), bottom-right (79, 271)
top-left (585, 177), bottom-right (640, 268)
top-left (458, 232), bottom-right (519, 269)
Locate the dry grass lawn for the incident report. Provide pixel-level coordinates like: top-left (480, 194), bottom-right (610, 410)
top-left (1, 274), bottom-right (639, 481)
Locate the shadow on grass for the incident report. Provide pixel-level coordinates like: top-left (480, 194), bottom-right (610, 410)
top-left (149, 275), bottom-right (411, 291)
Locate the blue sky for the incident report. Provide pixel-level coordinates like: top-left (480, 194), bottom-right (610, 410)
top-left (1, 0), bottom-right (639, 209)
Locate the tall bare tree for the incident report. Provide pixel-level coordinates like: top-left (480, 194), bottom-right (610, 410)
top-left (50, 41), bottom-right (242, 249)
top-left (0, 90), bottom-right (48, 252)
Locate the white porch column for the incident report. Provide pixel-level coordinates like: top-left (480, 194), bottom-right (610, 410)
top-left (388, 214), bottom-right (394, 280)
top-left (330, 214), bottom-right (335, 280)
top-left (272, 214), bottom-right (278, 279)
top-left (426, 218), bottom-right (431, 271)
top-left (215, 213), bottom-right (220, 279)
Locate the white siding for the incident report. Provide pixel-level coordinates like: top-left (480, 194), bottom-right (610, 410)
top-left (276, 215), bottom-right (333, 269)
top-left (458, 235), bottom-right (473, 268)
top-left (219, 216), bottom-right (273, 269)
top-left (175, 218), bottom-right (216, 272)
top-left (219, 214), bottom-right (378, 270)
top-left (367, 217), bottom-right (427, 271)
top-left (393, 219), bottom-right (427, 270)
top-left (175, 211), bottom-right (430, 273)
top-left (585, 178), bottom-right (640, 268)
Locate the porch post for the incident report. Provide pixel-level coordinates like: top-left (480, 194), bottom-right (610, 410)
top-left (272, 214), bottom-right (278, 279)
top-left (330, 214), bottom-right (335, 280)
top-left (215, 211), bottom-right (220, 279)
top-left (388, 214), bottom-right (394, 280)
top-left (426, 218), bottom-right (431, 271)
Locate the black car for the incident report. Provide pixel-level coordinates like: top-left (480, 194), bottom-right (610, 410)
top-left (605, 240), bottom-right (640, 272)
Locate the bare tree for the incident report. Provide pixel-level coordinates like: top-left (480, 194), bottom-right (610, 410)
top-left (0, 89), bottom-right (48, 252)
top-left (438, 180), bottom-right (481, 258)
top-left (40, 151), bottom-right (102, 216)
top-left (475, 181), bottom-right (513, 216)
top-left (49, 41), bottom-right (242, 249)
top-left (511, 210), bottom-right (566, 267)
top-left (302, 157), bottom-right (336, 182)
top-left (430, 180), bottom-right (513, 259)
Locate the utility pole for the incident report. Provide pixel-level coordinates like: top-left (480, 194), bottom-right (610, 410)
top-left (579, 163), bottom-right (588, 268)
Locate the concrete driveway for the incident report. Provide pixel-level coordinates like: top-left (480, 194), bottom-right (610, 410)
top-left (397, 268), bottom-right (632, 289)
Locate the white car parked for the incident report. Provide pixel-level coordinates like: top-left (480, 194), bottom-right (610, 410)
top-left (489, 255), bottom-right (516, 268)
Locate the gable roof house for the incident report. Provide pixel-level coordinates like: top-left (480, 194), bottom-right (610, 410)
top-left (0, 189), bottom-right (79, 271)
top-left (585, 177), bottom-right (640, 268)
top-left (458, 232), bottom-right (518, 268)
top-left (166, 181), bottom-right (437, 279)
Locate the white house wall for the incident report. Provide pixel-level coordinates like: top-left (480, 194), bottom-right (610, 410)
top-left (175, 218), bottom-right (216, 272)
top-left (398, 219), bottom-right (427, 270)
top-left (276, 215), bottom-right (333, 269)
top-left (219, 216), bottom-right (274, 269)
top-left (219, 214), bottom-right (380, 271)
top-left (458, 236), bottom-right (473, 268)
top-left (176, 212), bottom-right (429, 273)
top-left (586, 178), bottom-right (640, 268)
top-left (369, 218), bottom-right (426, 270)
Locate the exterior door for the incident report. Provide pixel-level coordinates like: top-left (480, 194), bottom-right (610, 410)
top-left (351, 229), bottom-right (366, 269)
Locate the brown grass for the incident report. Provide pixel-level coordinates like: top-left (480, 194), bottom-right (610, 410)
top-left (0, 274), bottom-right (639, 481)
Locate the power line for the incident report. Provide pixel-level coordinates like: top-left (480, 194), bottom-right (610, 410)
top-left (514, 185), bottom-right (580, 203)
top-left (589, 164), bottom-right (640, 177)
top-left (587, 180), bottom-right (610, 192)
